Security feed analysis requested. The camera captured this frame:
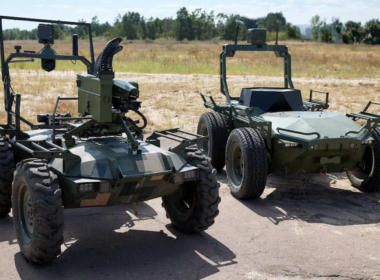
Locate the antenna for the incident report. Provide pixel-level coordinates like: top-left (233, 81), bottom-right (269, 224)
top-left (234, 17), bottom-right (245, 45)
top-left (275, 20), bottom-right (279, 45)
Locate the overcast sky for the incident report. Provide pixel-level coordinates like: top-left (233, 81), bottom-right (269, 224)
top-left (1, 0), bottom-right (380, 30)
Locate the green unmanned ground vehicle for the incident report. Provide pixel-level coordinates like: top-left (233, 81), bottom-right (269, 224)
top-left (197, 19), bottom-right (380, 199)
top-left (0, 16), bottom-right (220, 264)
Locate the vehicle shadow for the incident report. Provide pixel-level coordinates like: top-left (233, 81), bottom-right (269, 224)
top-left (14, 202), bottom-right (236, 280)
top-left (0, 214), bottom-right (18, 245)
top-left (226, 172), bottom-right (380, 226)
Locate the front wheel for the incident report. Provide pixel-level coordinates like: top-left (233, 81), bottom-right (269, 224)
top-left (162, 147), bottom-right (220, 233)
top-left (12, 159), bottom-right (64, 264)
top-left (347, 128), bottom-right (380, 192)
top-left (0, 136), bottom-right (15, 218)
top-left (226, 128), bottom-right (268, 200)
top-left (197, 112), bottom-right (229, 172)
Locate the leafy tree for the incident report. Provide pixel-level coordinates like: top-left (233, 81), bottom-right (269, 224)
top-left (286, 23), bottom-right (301, 39)
top-left (2, 9), bottom-right (379, 46)
top-left (310, 15), bottom-right (321, 40)
top-left (161, 18), bottom-right (176, 39)
top-left (138, 18), bottom-right (147, 40)
top-left (363, 19), bottom-right (380, 44)
top-left (216, 13), bottom-right (246, 41)
top-left (190, 9), bottom-right (216, 40)
top-left (146, 18), bottom-right (157, 40)
top-left (73, 19), bottom-right (88, 39)
top-left (175, 7), bottom-right (194, 41)
top-left (120, 12), bottom-right (141, 40)
top-left (331, 17), bottom-right (343, 37)
top-left (262, 12), bottom-right (286, 32)
top-left (320, 21), bottom-right (332, 43)
top-left (344, 21), bottom-right (364, 43)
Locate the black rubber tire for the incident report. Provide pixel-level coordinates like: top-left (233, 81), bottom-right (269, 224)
top-left (197, 112), bottom-right (229, 172)
top-left (162, 147), bottom-right (220, 233)
top-left (0, 136), bottom-right (15, 218)
top-left (226, 128), bottom-right (268, 200)
top-left (347, 128), bottom-right (380, 192)
top-left (12, 159), bottom-right (64, 264)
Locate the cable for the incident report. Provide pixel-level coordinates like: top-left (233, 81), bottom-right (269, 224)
top-left (125, 110), bottom-right (147, 130)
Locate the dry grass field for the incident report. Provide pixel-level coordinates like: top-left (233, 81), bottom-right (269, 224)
top-left (1, 39), bottom-right (380, 133)
top-left (4, 39), bottom-right (380, 78)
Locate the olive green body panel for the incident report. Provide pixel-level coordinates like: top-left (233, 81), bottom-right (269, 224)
top-left (262, 111), bottom-right (366, 140)
top-left (58, 174), bottom-right (180, 209)
top-left (223, 109), bottom-right (371, 175)
top-left (15, 131), bottom-right (197, 209)
top-left (270, 139), bottom-right (366, 174)
top-left (77, 74), bottom-right (113, 122)
top-left (258, 111), bottom-right (368, 174)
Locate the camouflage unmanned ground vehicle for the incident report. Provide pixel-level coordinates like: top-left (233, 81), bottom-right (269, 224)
top-left (197, 19), bottom-right (380, 200)
top-left (0, 16), bottom-right (220, 264)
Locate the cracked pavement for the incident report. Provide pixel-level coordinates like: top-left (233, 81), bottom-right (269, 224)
top-left (1, 170), bottom-right (380, 279)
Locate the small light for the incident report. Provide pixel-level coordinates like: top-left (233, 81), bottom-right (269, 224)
top-left (362, 140), bottom-right (373, 145)
top-left (311, 144), bottom-right (319, 150)
top-left (284, 142), bottom-right (298, 148)
top-left (350, 143), bottom-right (355, 149)
top-left (184, 170), bottom-right (197, 180)
top-left (79, 183), bottom-right (95, 193)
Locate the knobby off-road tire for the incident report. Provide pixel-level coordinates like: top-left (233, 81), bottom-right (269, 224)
top-left (347, 128), bottom-right (380, 192)
top-left (0, 136), bottom-right (15, 218)
top-left (197, 112), bottom-right (229, 172)
top-left (162, 147), bottom-right (220, 233)
top-left (12, 159), bottom-right (64, 264)
top-left (226, 128), bottom-right (268, 200)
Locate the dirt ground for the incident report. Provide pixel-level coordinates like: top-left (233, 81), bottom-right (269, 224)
top-left (1, 171), bottom-right (380, 280)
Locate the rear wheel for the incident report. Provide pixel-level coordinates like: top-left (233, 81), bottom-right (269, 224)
top-left (197, 112), bottom-right (229, 172)
top-left (12, 159), bottom-right (64, 264)
top-left (162, 147), bottom-right (220, 232)
top-left (0, 136), bottom-right (15, 218)
top-left (226, 128), bottom-right (268, 200)
top-left (347, 128), bottom-right (380, 192)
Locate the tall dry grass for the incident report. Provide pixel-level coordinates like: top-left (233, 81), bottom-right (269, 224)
top-left (0, 39), bottom-right (379, 133)
top-left (3, 39), bottom-right (380, 78)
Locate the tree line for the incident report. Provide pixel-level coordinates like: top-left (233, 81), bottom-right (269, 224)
top-left (2, 8), bottom-right (379, 45)
top-left (1, 9), bottom-right (300, 42)
top-left (309, 15), bottom-right (380, 44)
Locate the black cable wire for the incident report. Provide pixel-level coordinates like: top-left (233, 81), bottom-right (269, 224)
top-left (125, 109), bottom-right (147, 130)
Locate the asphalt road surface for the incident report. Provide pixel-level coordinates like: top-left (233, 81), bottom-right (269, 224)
top-left (1, 170), bottom-right (380, 280)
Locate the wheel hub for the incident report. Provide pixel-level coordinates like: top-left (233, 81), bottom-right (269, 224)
top-left (231, 144), bottom-right (243, 185)
top-left (24, 194), bottom-right (34, 233)
top-left (19, 184), bottom-right (33, 242)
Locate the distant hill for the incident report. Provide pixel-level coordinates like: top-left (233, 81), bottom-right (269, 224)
top-left (295, 24), bottom-right (311, 35)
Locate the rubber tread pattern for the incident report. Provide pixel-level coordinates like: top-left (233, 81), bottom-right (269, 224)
top-left (12, 159), bottom-right (64, 264)
top-left (197, 112), bottom-right (229, 172)
top-left (162, 147), bottom-right (220, 233)
top-left (226, 128), bottom-right (268, 199)
top-left (0, 137), bottom-right (15, 218)
top-left (347, 128), bottom-right (380, 192)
